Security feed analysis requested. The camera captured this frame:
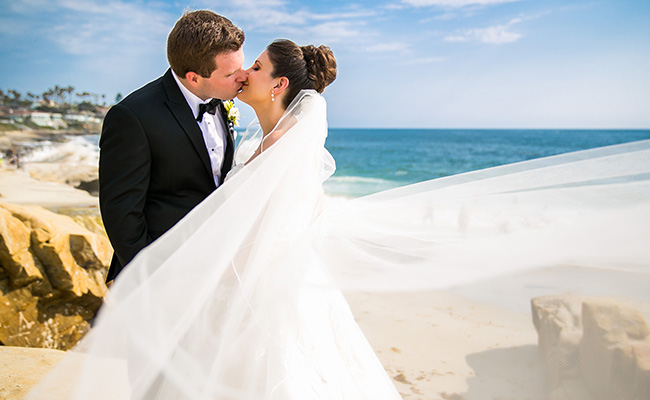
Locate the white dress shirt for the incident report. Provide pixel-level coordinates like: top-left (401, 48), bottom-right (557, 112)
top-left (172, 72), bottom-right (228, 187)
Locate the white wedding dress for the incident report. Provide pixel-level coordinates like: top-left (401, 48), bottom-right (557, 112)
top-left (28, 91), bottom-right (650, 399)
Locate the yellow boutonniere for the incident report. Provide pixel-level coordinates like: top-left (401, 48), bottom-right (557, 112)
top-left (223, 100), bottom-right (240, 127)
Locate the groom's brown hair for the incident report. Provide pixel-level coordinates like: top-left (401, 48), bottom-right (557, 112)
top-left (167, 10), bottom-right (245, 78)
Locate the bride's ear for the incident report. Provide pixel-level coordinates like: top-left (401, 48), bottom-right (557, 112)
top-left (273, 77), bottom-right (290, 95)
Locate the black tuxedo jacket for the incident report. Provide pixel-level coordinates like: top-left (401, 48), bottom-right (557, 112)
top-left (99, 69), bottom-right (235, 282)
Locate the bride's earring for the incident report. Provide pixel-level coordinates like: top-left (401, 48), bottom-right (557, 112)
top-left (271, 90), bottom-right (275, 102)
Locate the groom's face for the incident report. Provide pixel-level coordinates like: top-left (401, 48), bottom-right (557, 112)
top-left (196, 48), bottom-right (246, 101)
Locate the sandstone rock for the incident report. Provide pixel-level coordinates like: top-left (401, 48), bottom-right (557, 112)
top-left (546, 378), bottom-right (591, 400)
top-left (54, 206), bottom-right (106, 237)
top-left (532, 295), bottom-right (650, 400)
top-left (0, 207), bottom-right (45, 287)
top-left (0, 202), bottom-right (110, 350)
top-left (531, 295), bottom-right (584, 389)
top-left (579, 299), bottom-right (650, 400)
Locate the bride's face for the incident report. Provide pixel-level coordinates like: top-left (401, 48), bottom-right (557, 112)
top-left (237, 50), bottom-right (277, 106)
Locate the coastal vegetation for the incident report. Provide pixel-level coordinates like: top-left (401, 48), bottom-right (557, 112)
top-left (0, 86), bottom-right (114, 134)
top-left (0, 86), bottom-right (119, 111)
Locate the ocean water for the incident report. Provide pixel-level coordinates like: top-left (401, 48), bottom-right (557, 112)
top-left (323, 129), bottom-right (650, 198)
top-left (47, 129), bottom-right (650, 199)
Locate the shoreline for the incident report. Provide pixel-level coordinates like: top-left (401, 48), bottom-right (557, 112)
top-left (0, 128), bottom-right (97, 152)
top-left (1, 128), bottom-right (100, 197)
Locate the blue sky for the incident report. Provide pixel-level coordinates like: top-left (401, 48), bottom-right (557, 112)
top-left (1, 0), bottom-right (649, 128)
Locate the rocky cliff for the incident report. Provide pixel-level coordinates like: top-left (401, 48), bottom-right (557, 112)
top-left (532, 295), bottom-right (650, 400)
top-left (0, 202), bottom-right (110, 350)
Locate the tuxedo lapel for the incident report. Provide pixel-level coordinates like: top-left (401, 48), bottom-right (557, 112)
top-left (161, 69), bottom-right (213, 180)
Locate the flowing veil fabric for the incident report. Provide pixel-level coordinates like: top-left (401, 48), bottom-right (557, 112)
top-left (27, 91), bottom-right (399, 399)
top-left (319, 139), bottom-right (650, 294)
top-left (27, 90), bottom-right (650, 399)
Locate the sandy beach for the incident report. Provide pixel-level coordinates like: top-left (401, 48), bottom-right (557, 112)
top-left (1, 288), bottom-right (542, 400)
top-left (347, 290), bottom-right (542, 399)
top-left (0, 160), bottom-right (545, 400)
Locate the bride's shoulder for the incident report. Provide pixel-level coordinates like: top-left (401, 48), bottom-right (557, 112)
top-left (264, 126), bottom-right (287, 148)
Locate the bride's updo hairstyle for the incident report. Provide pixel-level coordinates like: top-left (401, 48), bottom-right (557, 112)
top-left (267, 39), bottom-right (337, 108)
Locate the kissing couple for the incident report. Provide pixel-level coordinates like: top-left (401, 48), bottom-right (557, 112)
top-left (28, 8), bottom-right (650, 400)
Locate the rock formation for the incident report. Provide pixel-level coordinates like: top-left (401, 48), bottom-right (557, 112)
top-left (0, 202), bottom-right (110, 350)
top-left (532, 295), bottom-right (650, 400)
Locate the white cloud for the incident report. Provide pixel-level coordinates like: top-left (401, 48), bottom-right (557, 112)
top-left (301, 21), bottom-right (366, 44)
top-left (311, 10), bottom-right (379, 21)
top-left (403, 0), bottom-right (519, 7)
top-left (383, 3), bottom-right (407, 11)
top-left (193, 0), bottom-right (378, 46)
top-left (444, 18), bottom-right (523, 44)
top-left (7, 0), bottom-right (172, 56)
top-left (6, 0), bottom-right (55, 13)
top-left (364, 42), bottom-right (410, 53)
top-left (401, 56), bottom-right (446, 65)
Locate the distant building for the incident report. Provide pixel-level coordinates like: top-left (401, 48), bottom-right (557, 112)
top-left (30, 112), bottom-right (68, 129)
top-left (64, 113), bottom-right (102, 124)
top-left (5, 109), bottom-right (31, 123)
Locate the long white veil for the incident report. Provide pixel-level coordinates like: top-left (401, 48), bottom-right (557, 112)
top-left (27, 90), bottom-right (650, 399)
top-left (320, 139), bottom-right (650, 294)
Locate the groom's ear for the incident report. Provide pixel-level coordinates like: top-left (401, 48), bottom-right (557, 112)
top-left (184, 71), bottom-right (201, 87)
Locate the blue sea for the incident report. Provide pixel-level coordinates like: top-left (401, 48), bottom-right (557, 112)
top-left (71, 129), bottom-right (650, 199)
top-left (322, 129), bottom-right (650, 198)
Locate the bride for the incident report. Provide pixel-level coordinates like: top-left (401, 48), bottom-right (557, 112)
top-left (28, 39), bottom-right (650, 399)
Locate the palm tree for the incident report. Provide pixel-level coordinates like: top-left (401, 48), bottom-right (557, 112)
top-left (9, 89), bottom-right (20, 100)
top-left (43, 88), bottom-right (55, 104)
top-left (53, 84), bottom-right (61, 105)
top-left (26, 92), bottom-right (35, 107)
top-left (77, 91), bottom-right (91, 104)
top-left (58, 86), bottom-right (66, 105)
top-left (66, 86), bottom-right (75, 104)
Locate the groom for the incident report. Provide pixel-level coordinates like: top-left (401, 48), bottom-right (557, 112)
top-left (99, 10), bottom-right (246, 283)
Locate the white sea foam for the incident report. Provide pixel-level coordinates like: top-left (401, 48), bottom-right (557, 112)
top-left (22, 136), bottom-right (99, 167)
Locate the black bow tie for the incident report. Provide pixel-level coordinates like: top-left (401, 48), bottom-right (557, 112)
top-left (196, 99), bottom-right (221, 122)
